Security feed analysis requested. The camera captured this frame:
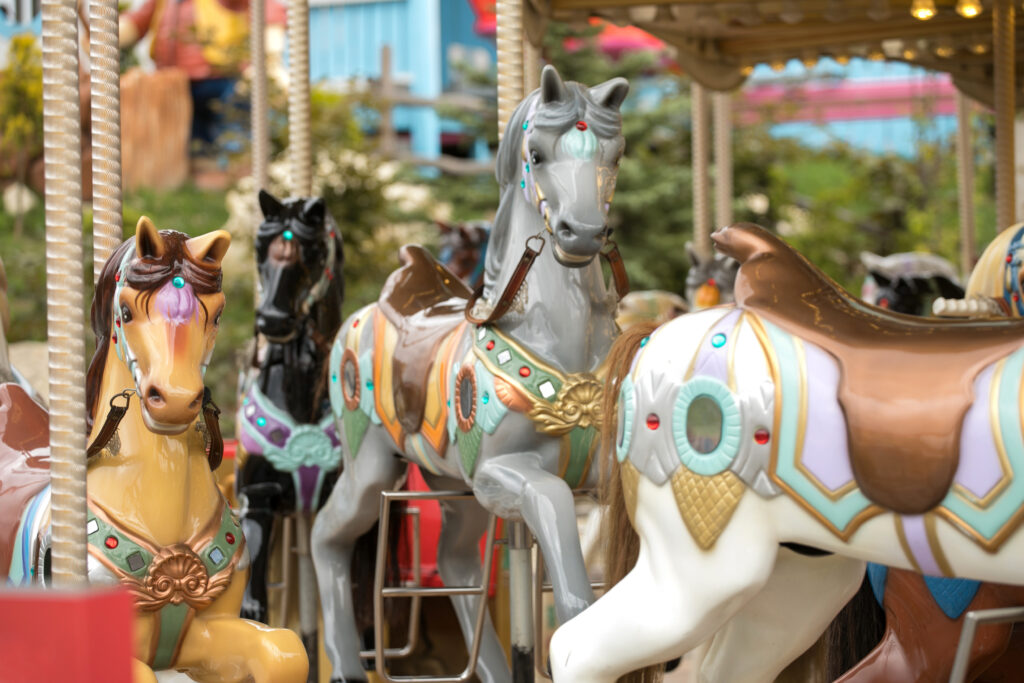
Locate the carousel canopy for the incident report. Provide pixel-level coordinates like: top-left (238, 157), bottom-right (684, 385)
top-left (531, 0), bottom-right (1021, 106)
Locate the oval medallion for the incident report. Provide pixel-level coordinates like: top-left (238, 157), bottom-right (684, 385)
top-left (672, 376), bottom-right (742, 476)
top-left (341, 348), bottom-right (360, 411)
top-left (454, 364), bottom-right (477, 433)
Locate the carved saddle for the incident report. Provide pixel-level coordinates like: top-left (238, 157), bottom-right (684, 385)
top-left (378, 245), bottom-right (472, 436)
top-left (713, 223), bottom-right (1024, 514)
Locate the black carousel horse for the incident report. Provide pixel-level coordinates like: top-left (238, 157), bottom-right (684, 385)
top-left (236, 190), bottom-right (345, 681)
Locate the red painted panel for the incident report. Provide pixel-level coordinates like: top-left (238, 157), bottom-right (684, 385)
top-left (0, 587), bottom-right (135, 682)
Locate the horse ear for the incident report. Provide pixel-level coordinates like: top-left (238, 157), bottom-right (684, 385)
top-left (589, 77), bottom-right (629, 111)
top-left (870, 271), bottom-right (892, 288)
top-left (258, 189), bottom-right (284, 218)
top-left (186, 230), bottom-right (232, 268)
top-left (302, 197), bottom-right (326, 225)
top-left (685, 241), bottom-right (701, 268)
top-left (135, 216), bottom-right (166, 260)
top-left (541, 65), bottom-right (568, 104)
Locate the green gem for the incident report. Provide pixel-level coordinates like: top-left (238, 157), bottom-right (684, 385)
top-left (256, 416), bottom-right (267, 427)
top-left (283, 230), bottom-right (294, 241)
top-left (331, 374), bottom-right (338, 382)
top-left (711, 333), bottom-right (727, 348)
top-left (172, 276), bottom-right (185, 289)
top-left (640, 336), bottom-right (649, 347)
top-left (523, 121), bottom-right (529, 130)
top-left (525, 164), bottom-right (530, 172)
top-left (520, 180), bottom-right (526, 189)
top-left (482, 392), bottom-right (489, 405)
top-left (366, 380), bottom-right (374, 391)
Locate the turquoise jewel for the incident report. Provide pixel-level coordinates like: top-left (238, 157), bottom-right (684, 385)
top-left (640, 336), bottom-right (649, 347)
top-left (283, 229), bottom-right (294, 241)
top-left (523, 121), bottom-right (529, 130)
top-left (331, 374), bottom-right (337, 382)
top-left (482, 392), bottom-right (490, 405)
top-left (172, 276), bottom-right (185, 289)
top-left (366, 380), bottom-right (374, 391)
top-left (525, 164), bottom-right (530, 173)
top-left (520, 180), bottom-right (526, 189)
top-left (711, 333), bottom-right (727, 348)
top-left (256, 416), bottom-right (267, 427)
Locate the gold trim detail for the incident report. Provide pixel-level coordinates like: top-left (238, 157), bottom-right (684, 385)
top-left (671, 467), bottom-right (745, 551)
top-left (527, 375), bottom-right (603, 436)
top-left (894, 516), bottom-right (924, 574)
top-left (924, 514), bottom-right (955, 577)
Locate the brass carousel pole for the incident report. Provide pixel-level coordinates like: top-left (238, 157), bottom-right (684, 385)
top-left (994, 0), bottom-right (1016, 229)
top-left (713, 91), bottom-right (733, 228)
top-left (956, 92), bottom-right (976, 278)
top-left (692, 81), bottom-right (711, 259)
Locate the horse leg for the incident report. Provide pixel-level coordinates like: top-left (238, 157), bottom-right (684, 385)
top-left (237, 459), bottom-right (285, 623)
top-left (548, 478), bottom-right (778, 683)
top-left (133, 659), bottom-right (159, 683)
top-left (176, 616), bottom-right (307, 683)
top-left (700, 548), bottom-right (865, 683)
top-left (426, 483), bottom-right (512, 683)
top-left (473, 451), bottom-right (594, 623)
top-left (311, 428), bottom-right (405, 683)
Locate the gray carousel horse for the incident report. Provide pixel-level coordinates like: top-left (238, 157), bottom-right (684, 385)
top-left (311, 65), bottom-right (630, 682)
top-left (685, 241), bottom-right (739, 310)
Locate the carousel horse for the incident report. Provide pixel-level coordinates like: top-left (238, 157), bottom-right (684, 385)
top-left (860, 250), bottom-right (964, 316)
top-left (685, 240), bottom-right (739, 310)
top-left (935, 222), bottom-right (1024, 318)
top-left (549, 222), bottom-right (1024, 683)
top-left (235, 190), bottom-right (344, 677)
top-left (437, 220), bottom-right (491, 290)
top-left (616, 290), bottom-right (688, 329)
top-left (1, 218), bottom-right (308, 682)
top-left (312, 65), bottom-right (630, 683)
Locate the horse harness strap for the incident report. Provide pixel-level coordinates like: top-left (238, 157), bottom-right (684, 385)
top-left (86, 499), bottom-right (245, 669)
top-left (464, 240), bottom-right (630, 326)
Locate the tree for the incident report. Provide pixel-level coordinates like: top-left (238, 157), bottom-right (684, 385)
top-left (0, 34), bottom-right (43, 236)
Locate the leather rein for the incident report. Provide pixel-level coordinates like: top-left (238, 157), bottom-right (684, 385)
top-left (86, 387), bottom-right (224, 469)
top-left (465, 235), bottom-right (630, 326)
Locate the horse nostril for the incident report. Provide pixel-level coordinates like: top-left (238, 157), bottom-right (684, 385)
top-left (188, 389), bottom-right (204, 410)
top-left (558, 223), bottom-right (572, 240)
top-left (146, 386), bottom-right (165, 406)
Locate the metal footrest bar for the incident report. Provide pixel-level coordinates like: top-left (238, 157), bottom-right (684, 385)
top-left (949, 605), bottom-right (1024, 683)
top-left (359, 506), bottom-right (421, 660)
top-left (366, 489), bottom-right (499, 683)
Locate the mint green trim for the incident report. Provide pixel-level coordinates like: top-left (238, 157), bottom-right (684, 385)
top-left (359, 349), bottom-right (380, 425)
top-left (615, 375), bottom-right (635, 463)
top-left (8, 494), bottom-right (34, 584)
top-left (941, 347), bottom-right (1024, 541)
top-left (560, 127), bottom-right (598, 160)
top-left (342, 406), bottom-right (370, 456)
top-left (200, 504), bottom-right (243, 575)
top-left (475, 328), bottom-right (563, 402)
top-left (151, 602), bottom-right (190, 670)
top-left (762, 320), bottom-right (873, 533)
top-left (87, 509), bottom-right (153, 579)
top-left (458, 423), bottom-right (483, 477)
top-left (328, 338), bottom-right (345, 420)
top-left (474, 360), bottom-right (509, 435)
top-left (671, 376), bottom-right (740, 476)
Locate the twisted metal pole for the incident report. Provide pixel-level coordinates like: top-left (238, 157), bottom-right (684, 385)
top-left (523, 39), bottom-right (540, 94)
top-left (956, 92), bottom-right (976, 278)
top-left (287, 0), bottom-right (311, 196)
top-left (712, 91), bottom-right (733, 229)
top-left (89, 0), bottom-right (123, 280)
top-left (994, 0), bottom-right (1016, 229)
top-left (42, 0), bottom-right (88, 586)
top-left (496, 0), bottom-right (523, 140)
top-left (251, 0), bottom-right (269, 193)
top-left (691, 81), bottom-right (711, 260)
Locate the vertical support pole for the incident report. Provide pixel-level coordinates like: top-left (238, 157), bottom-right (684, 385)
top-left (89, 0), bottom-right (123, 279)
top-left (288, 0), bottom-right (312, 196)
top-left (993, 0), bottom-right (1016, 229)
top-left (523, 39), bottom-right (540, 94)
top-left (295, 511), bottom-right (319, 683)
top-left (956, 92), bottom-right (976, 278)
top-left (251, 0), bottom-right (269, 192)
top-left (509, 521), bottom-right (535, 683)
top-left (380, 45), bottom-right (397, 158)
top-left (712, 91), bottom-right (733, 229)
top-left (42, 0), bottom-right (87, 586)
top-left (495, 0), bottom-right (523, 140)
top-left (691, 81), bottom-right (711, 260)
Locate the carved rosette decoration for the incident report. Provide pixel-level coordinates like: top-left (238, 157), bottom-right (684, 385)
top-left (528, 375), bottom-right (603, 436)
top-left (127, 544), bottom-right (230, 612)
top-left (341, 347), bottom-right (361, 411)
top-left (454, 364), bottom-right (477, 433)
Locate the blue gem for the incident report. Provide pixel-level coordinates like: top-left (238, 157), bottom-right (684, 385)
top-left (520, 180), bottom-right (526, 189)
top-left (283, 229), bottom-right (294, 241)
top-left (366, 380), bottom-right (374, 391)
top-left (171, 276), bottom-right (185, 289)
top-left (640, 336), bottom-right (649, 347)
top-left (482, 392), bottom-right (490, 405)
top-left (525, 164), bottom-right (530, 173)
top-left (331, 374), bottom-right (337, 382)
top-left (523, 121), bottom-right (529, 130)
top-left (256, 416), bottom-right (267, 427)
top-left (209, 547), bottom-right (225, 565)
top-left (711, 333), bottom-right (727, 348)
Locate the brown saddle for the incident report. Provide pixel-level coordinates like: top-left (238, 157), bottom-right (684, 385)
top-left (379, 245), bottom-right (472, 436)
top-left (713, 223), bottom-right (1024, 514)
top-left (0, 383), bottom-right (50, 576)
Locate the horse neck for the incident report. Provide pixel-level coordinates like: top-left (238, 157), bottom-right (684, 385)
top-left (484, 191), bottom-right (618, 374)
top-left (86, 345), bottom-right (219, 546)
top-left (256, 324), bottom-right (327, 424)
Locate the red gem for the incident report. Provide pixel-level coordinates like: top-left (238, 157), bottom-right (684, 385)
top-left (646, 414), bottom-right (660, 430)
top-left (707, 278), bottom-right (716, 287)
top-left (1015, 293), bottom-right (1020, 303)
top-left (112, 335), bottom-right (117, 342)
top-left (225, 532), bottom-right (235, 545)
top-left (329, 231), bottom-right (336, 238)
top-left (353, 319), bottom-right (359, 328)
top-left (576, 121), bottom-right (587, 131)
top-left (115, 319), bottom-right (121, 327)
top-left (326, 268), bottom-right (334, 280)
top-left (105, 536), bottom-right (118, 549)
top-left (486, 340), bottom-right (495, 350)
top-left (1008, 255), bottom-right (1014, 263)
top-left (519, 366), bottom-right (531, 377)
top-left (878, 298), bottom-right (889, 309)
top-left (114, 272), bottom-right (121, 282)
top-left (754, 428), bottom-right (770, 445)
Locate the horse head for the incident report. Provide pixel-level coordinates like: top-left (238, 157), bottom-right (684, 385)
top-left (500, 65), bottom-right (629, 268)
top-left (685, 241), bottom-right (739, 310)
top-left (254, 190), bottom-right (343, 342)
top-left (89, 217), bottom-right (230, 435)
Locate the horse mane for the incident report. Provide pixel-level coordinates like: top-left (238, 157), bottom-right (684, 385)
top-left (599, 320), bottom-right (662, 683)
top-left (86, 231), bottom-right (225, 465)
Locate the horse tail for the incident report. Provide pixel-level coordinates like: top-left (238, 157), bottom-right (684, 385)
top-left (599, 321), bottom-right (662, 683)
top-left (823, 573), bottom-right (886, 679)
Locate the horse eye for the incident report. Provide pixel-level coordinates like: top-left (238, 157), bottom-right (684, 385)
top-left (120, 304), bottom-right (132, 323)
top-left (213, 310), bottom-right (223, 327)
top-left (530, 150), bottom-right (542, 165)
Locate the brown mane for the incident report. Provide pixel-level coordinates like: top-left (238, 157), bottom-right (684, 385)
top-left (86, 231), bottom-right (224, 466)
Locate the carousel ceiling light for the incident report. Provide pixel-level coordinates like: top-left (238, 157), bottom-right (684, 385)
top-left (935, 43), bottom-right (956, 57)
top-left (970, 41), bottom-right (991, 53)
top-left (868, 47), bottom-right (886, 60)
top-left (834, 54), bottom-right (851, 65)
top-left (771, 58), bottom-right (786, 72)
top-left (802, 53), bottom-right (818, 68)
top-left (867, 0), bottom-right (891, 20)
top-left (903, 45), bottom-right (919, 59)
top-left (911, 0), bottom-right (937, 19)
top-left (956, 0), bottom-right (983, 17)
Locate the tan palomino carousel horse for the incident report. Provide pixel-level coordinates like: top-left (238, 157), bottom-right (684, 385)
top-left (0, 218), bottom-right (308, 682)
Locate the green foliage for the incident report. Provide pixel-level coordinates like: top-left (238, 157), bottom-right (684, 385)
top-left (0, 34), bottom-right (43, 178)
